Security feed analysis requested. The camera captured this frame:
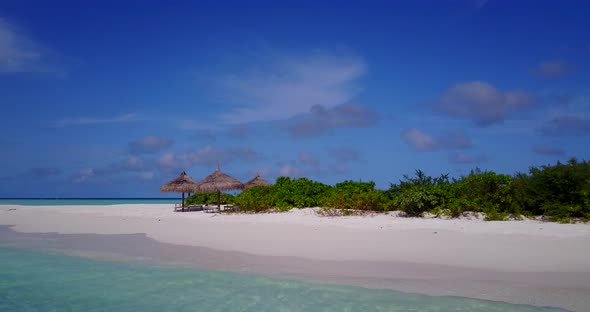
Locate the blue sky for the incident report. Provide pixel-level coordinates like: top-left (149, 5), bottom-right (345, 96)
top-left (1, 0), bottom-right (589, 197)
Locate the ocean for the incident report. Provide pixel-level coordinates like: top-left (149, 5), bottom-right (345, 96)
top-left (0, 246), bottom-right (567, 312)
top-left (0, 198), bottom-right (178, 206)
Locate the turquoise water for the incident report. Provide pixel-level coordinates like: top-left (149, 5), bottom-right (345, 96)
top-left (0, 198), bottom-right (177, 206)
top-left (0, 247), bottom-right (566, 312)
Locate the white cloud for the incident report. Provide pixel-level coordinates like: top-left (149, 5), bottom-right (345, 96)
top-left (54, 113), bottom-right (139, 127)
top-left (256, 167), bottom-right (272, 177)
top-left (139, 171), bottom-right (155, 181)
top-left (299, 152), bottom-right (319, 166)
top-left (433, 81), bottom-right (534, 126)
top-left (215, 51), bottom-right (366, 124)
top-left (401, 128), bottom-right (437, 151)
top-left (282, 103), bottom-right (378, 137)
top-left (532, 144), bottom-right (565, 155)
top-left (122, 156), bottom-right (144, 170)
top-left (532, 60), bottom-right (576, 80)
top-left (539, 116), bottom-right (590, 136)
top-left (279, 164), bottom-right (305, 177)
top-left (158, 153), bottom-right (177, 168)
top-left (71, 156), bottom-right (146, 183)
top-left (0, 18), bottom-right (41, 73)
top-left (449, 152), bottom-right (487, 164)
top-left (73, 168), bottom-right (95, 183)
top-left (330, 147), bottom-right (361, 162)
top-left (129, 136), bottom-right (173, 154)
top-left (334, 163), bottom-right (348, 174)
top-left (0, 18), bottom-right (62, 75)
top-left (475, 0), bottom-right (489, 9)
top-left (401, 128), bottom-right (472, 151)
top-left (157, 146), bottom-right (259, 170)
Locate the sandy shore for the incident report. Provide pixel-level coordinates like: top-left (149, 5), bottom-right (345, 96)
top-left (1, 204), bottom-right (590, 311)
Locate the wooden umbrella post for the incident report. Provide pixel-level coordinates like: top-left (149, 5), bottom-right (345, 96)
top-left (217, 190), bottom-right (221, 209)
top-left (182, 192), bottom-right (185, 212)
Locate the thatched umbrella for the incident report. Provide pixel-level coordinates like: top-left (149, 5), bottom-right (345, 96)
top-left (244, 173), bottom-right (271, 189)
top-left (196, 165), bottom-right (243, 209)
top-left (160, 171), bottom-right (200, 212)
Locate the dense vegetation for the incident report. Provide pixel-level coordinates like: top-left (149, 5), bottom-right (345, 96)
top-left (221, 159), bottom-right (589, 222)
top-left (185, 192), bottom-right (235, 206)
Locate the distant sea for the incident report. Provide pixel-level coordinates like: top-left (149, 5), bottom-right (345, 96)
top-left (0, 198), bottom-right (178, 206)
top-left (0, 246), bottom-right (568, 312)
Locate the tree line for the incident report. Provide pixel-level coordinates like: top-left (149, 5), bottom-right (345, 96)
top-left (186, 158), bottom-right (590, 222)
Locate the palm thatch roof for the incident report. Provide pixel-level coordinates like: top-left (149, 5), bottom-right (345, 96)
top-left (196, 166), bottom-right (243, 193)
top-left (244, 174), bottom-right (271, 189)
top-left (160, 171), bottom-right (200, 193)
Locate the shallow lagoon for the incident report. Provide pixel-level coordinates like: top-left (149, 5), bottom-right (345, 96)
top-left (0, 247), bottom-right (567, 312)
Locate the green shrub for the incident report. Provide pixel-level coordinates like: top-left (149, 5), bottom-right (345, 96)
top-left (191, 160), bottom-right (590, 222)
top-left (391, 187), bottom-right (438, 217)
top-left (513, 159), bottom-right (590, 220)
top-left (271, 177), bottom-right (332, 209)
top-left (322, 180), bottom-right (390, 211)
top-left (317, 207), bottom-right (364, 217)
top-left (431, 183), bottom-right (462, 217)
top-left (455, 169), bottom-right (512, 212)
top-left (233, 186), bottom-right (275, 212)
top-left (386, 170), bottom-right (448, 217)
top-left (483, 209), bottom-right (508, 221)
top-left (185, 192), bottom-right (234, 206)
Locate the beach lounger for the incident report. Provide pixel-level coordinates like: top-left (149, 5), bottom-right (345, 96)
top-left (224, 205), bottom-right (239, 212)
top-left (186, 205), bottom-right (204, 212)
top-left (203, 206), bottom-right (221, 213)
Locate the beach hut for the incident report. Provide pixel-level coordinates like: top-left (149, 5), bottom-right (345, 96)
top-left (243, 173), bottom-right (271, 189)
top-left (160, 171), bottom-right (200, 212)
top-left (196, 165), bottom-right (243, 209)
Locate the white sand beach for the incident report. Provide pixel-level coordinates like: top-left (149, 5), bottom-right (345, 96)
top-left (2, 204), bottom-right (590, 311)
